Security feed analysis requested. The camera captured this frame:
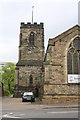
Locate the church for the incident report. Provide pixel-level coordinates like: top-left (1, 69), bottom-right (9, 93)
top-left (14, 22), bottom-right (80, 103)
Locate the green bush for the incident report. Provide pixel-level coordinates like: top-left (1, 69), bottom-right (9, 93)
top-left (0, 62), bottom-right (15, 96)
top-left (4, 89), bottom-right (11, 96)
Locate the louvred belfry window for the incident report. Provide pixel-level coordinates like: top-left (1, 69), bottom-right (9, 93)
top-left (29, 32), bottom-right (35, 46)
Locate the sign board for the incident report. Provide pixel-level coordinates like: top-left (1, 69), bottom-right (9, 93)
top-left (68, 74), bottom-right (80, 83)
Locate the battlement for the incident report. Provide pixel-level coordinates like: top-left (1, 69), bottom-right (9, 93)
top-left (20, 22), bottom-right (43, 29)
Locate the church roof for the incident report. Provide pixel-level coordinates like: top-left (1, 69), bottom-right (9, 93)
top-left (16, 60), bottom-right (43, 66)
top-left (49, 25), bottom-right (80, 45)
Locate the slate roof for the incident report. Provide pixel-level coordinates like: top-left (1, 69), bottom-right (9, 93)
top-left (16, 60), bottom-right (43, 66)
top-left (49, 25), bottom-right (80, 45)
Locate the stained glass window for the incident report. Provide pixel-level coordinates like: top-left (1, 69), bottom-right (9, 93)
top-left (67, 37), bottom-right (80, 74)
top-left (67, 52), bottom-right (72, 74)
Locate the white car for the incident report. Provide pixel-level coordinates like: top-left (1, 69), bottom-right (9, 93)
top-left (22, 92), bottom-right (35, 102)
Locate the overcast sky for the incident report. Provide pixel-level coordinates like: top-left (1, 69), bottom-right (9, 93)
top-left (0, 0), bottom-right (79, 63)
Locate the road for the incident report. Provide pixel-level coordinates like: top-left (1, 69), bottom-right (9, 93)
top-left (2, 108), bottom-right (79, 118)
top-left (1, 97), bottom-right (80, 119)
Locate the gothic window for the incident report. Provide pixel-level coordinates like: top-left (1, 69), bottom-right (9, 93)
top-left (29, 32), bottom-right (35, 46)
top-left (29, 75), bottom-right (33, 85)
top-left (67, 37), bottom-right (80, 74)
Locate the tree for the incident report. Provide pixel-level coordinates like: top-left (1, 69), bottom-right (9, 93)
top-left (0, 62), bottom-right (15, 96)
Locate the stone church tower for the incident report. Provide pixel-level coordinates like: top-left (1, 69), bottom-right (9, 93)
top-left (14, 22), bottom-right (44, 97)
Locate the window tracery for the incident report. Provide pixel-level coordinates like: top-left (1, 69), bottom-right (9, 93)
top-left (67, 37), bottom-right (80, 74)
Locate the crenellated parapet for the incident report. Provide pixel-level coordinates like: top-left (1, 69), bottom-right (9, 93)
top-left (20, 22), bottom-right (43, 29)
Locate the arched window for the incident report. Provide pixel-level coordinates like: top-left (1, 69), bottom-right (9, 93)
top-left (29, 75), bottom-right (33, 85)
top-left (29, 32), bottom-right (35, 46)
top-left (67, 37), bottom-right (80, 74)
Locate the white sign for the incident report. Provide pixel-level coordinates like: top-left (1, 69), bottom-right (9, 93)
top-left (68, 74), bottom-right (80, 83)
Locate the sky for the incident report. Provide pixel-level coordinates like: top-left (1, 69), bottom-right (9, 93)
top-left (0, 0), bottom-right (79, 63)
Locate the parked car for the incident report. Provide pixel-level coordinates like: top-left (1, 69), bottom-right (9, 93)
top-left (22, 92), bottom-right (35, 102)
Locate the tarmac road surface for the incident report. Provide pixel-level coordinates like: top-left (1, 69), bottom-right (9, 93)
top-left (2, 108), bottom-right (79, 118)
top-left (1, 97), bottom-right (80, 119)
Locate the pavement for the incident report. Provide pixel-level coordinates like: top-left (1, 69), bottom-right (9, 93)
top-left (2, 97), bottom-right (80, 110)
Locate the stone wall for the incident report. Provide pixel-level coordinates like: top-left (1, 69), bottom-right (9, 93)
top-left (42, 95), bottom-right (79, 104)
top-left (14, 65), bottom-right (44, 97)
top-left (17, 66), bottom-right (43, 87)
top-left (42, 25), bottom-right (80, 103)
